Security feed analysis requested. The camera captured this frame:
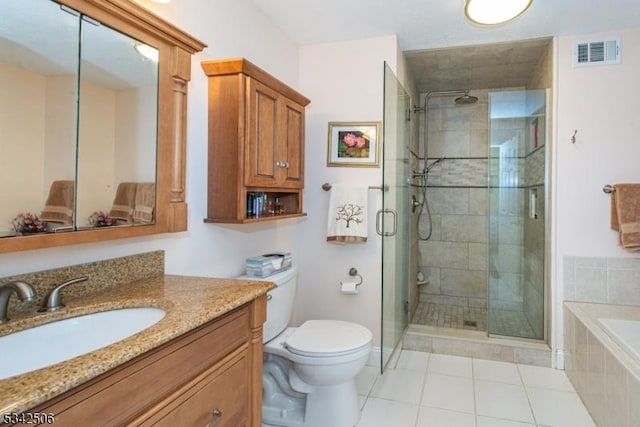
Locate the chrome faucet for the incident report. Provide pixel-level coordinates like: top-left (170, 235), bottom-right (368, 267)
top-left (38, 277), bottom-right (88, 312)
top-left (0, 281), bottom-right (36, 323)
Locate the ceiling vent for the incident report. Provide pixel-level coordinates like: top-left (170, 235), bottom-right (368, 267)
top-left (573, 38), bottom-right (621, 67)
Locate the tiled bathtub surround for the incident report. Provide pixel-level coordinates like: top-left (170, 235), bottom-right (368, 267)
top-left (564, 302), bottom-right (640, 427)
top-left (564, 256), bottom-right (640, 305)
top-left (0, 251), bottom-right (164, 318)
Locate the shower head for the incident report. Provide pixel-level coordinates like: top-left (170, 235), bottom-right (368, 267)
top-left (454, 91), bottom-right (478, 105)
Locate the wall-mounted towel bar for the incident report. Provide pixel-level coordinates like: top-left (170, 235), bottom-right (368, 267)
top-left (322, 183), bottom-right (386, 191)
top-left (603, 185), bottom-right (615, 194)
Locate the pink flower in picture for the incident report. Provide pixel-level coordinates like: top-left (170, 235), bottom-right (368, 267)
top-left (337, 130), bottom-right (371, 158)
top-left (343, 133), bottom-right (358, 147)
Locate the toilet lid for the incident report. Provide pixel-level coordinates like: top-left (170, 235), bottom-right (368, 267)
top-left (285, 320), bottom-right (372, 357)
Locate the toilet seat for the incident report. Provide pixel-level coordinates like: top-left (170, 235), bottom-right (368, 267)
top-left (284, 320), bottom-right (372, 358)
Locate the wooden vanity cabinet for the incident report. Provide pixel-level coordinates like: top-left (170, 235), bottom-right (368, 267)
top-left (15, 296), bottom-right (266, 427)
top-left (201, 58), bottom-right (310, 224)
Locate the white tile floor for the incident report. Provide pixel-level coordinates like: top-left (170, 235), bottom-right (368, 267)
top-left (355, 350), bottom-right (596, 427)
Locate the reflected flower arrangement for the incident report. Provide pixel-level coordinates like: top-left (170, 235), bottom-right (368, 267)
top-left (12, 212), bottom-right (46, 234)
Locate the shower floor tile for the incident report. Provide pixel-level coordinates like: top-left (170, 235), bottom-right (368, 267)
top-left (412, 302), bottom-right (487, 332)
top-left (411, 302), bottom-right (538, 339)
top-left (488, 309), bottom-right (537, 339)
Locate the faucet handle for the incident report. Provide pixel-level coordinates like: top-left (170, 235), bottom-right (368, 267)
top-left (38, 276), bottom-right (88, 313)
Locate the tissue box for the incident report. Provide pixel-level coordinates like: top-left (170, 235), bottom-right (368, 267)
top-left (245, 252), bottom-right (292, 277)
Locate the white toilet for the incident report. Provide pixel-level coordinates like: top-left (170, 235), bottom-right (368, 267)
top-left (242, 267), bottom-right (372, 427)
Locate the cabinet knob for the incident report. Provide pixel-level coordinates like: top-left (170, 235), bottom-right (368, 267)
top-left (206, 409), bottom-right (222, 427)
top-left (284, 161), bottom-right (290, 168)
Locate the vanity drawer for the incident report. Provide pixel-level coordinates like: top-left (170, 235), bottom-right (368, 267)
top-left (25, 306), bottom-right (250, 426)
top-left (134, 347), bottom-right (248, 426)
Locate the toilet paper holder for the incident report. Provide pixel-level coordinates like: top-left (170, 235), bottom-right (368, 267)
top-left (348, 267), bottom-right (363, 287)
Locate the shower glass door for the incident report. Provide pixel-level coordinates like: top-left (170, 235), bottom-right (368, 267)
top-left (381, 63), bottom-right (410, 370)
top-left (488, 89), bottom-right (546, 340)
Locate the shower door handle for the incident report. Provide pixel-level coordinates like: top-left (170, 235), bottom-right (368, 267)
top-left (376, 209), bottom-right (397, 237)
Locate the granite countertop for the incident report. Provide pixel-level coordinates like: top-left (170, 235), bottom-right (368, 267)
top-left (0, 274), bottom-right (275, 415)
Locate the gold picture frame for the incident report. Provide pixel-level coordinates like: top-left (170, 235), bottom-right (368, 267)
top-left (327, 121), bottom-right (381, 167)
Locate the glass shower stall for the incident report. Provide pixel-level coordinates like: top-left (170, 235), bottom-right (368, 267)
top-left (411, 88), bottom-right (548, 342)
top-left (380, 63), bottom-right (411, 370)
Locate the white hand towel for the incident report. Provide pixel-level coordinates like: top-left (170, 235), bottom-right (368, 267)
top-left (326, 184), bottom-right (368, 243)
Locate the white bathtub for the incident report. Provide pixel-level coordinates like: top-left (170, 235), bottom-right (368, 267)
top-left (599, 318), bottom-right (640, 362)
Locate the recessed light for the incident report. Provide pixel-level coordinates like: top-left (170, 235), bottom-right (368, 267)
top-left (465, 0), bottom-right (532, 25)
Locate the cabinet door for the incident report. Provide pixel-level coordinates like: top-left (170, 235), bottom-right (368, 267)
top-left (245, 78), bottom-right (279, 187)
top-left (277, 98), bottom-right (305, 189)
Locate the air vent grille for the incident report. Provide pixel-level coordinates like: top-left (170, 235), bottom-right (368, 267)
top-left (574, 38), bottom-right (621, 67)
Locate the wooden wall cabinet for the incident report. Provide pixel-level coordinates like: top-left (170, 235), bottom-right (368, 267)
top-left (201, 58), bottom-right (311, 224)
top-left (16, 297), bottom-right (266, 427)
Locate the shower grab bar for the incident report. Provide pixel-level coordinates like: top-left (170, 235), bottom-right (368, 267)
top-left (322, 183), bottom-right (387, 191)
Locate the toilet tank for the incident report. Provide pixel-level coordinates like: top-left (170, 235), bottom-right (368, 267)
top-left (239, 267), bottom-right (298, 343)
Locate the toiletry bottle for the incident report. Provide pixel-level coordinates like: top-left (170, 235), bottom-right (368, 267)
top-left (247, 193), bottom-right (255, 218)
top-left (274, 197), bottom-right (283, 215)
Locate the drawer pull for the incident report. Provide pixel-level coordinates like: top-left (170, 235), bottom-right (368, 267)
top-left (207, 409), bottom-right (223, 427)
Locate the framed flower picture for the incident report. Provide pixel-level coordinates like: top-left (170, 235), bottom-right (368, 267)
top-left (327, 121), bottom-right (381, 167)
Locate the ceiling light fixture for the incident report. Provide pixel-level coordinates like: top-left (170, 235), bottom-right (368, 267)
top-left (134, 42), bottom-right (159, 62)
top-left (464, 0), bottom-right (532, 25)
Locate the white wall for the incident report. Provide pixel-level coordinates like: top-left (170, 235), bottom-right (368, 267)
top-left (0, 63), bottom-right (46, 224)
top-left (114, 85), bottom-right (157, 183)
top-left (0, 0), bottom-right (302, 280)
top-left (77, 81), bottom-right (116, 223)
top-left (296, 35), bottom-right (401, 347)
top-left (554, 27), bottom-right (640, 351)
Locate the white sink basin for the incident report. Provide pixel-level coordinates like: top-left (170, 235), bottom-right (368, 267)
top-left (0, 307), bottom-right (165, 380)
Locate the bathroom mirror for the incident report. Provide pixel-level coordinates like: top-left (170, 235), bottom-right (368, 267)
top-left (76, 13), bottom-right (158, 229)
top-left (0, 0), bottom-right (206, 253)
top-left (0, 0), bottom-right (80, 236)
top-left (0, 0), bottom-right (158, 234)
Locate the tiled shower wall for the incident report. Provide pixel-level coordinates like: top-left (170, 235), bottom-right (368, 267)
top-left (419, 90), bottom-right (490, 309)
top-left (418, 89), bottom-right (546, 339)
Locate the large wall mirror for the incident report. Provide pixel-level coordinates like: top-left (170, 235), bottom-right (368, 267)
top-left (0, 0), bottom-right (206, 253)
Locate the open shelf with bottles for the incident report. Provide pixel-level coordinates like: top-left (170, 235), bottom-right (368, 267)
top-left (204, 190), bottom-right (305, 224)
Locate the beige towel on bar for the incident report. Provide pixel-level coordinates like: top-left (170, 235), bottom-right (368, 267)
top-left (109, 182), bottom-right (137, 223)
top-left (326, 184), bottom-right (368, 243)
top-left (611, 183), bottom-right (640, 251)
top-left (133, 182), bottom-right (155, 224)
top-left (40, 180), bottom-right (74, 225)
